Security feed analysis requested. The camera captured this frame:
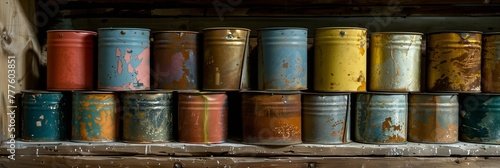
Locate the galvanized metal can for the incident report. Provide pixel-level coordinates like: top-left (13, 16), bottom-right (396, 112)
top-left (97, 28), bottom-right (150, 91)
top-left (460, 94), bottom-right (500, 144)
top-left (408, 93), bottom-right (459, 143)
top-left (72, 91), bottom-right (119, 142)
top-left (302, 93), bottom-right (351, 144)
top-left (242, 91), bottom-right (302, 145)
top-left (122, 91), bottom-right (173, 143)
top-left (177, 92), bottom-right (228, 144)
top-left (355, 93), bottom-right (407, 144)
top-left (203, 27), bottom-right (250, 90)
top-left (314, 27), bottom-right (367, 92)
top-left (482, 33), bottom-right (500, 92)
top-left (47, 30), bottom-right (96, 90)
top-left (21, 91), bottom-right (69, 141)
top-left (426, 31), bottom-right (482, 92)
top-left (258, 27), bottom-right (308, 90)
top-left (153, 31), bottom-right (199, 90)
top-left (369, 32), bottom-right (423, 92)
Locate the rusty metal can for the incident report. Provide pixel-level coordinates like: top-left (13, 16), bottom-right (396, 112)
top-left (408, 93), bottom-right (459, 143)
top-left (258, 27), bottom-right (308, 90)
top-left (482, 33), bottom-right (500, 92)
top-left (47, 30), bottom-right (96, 90)
top-left (177, 92), bottom-right (227, 144)
top-left (203, 27), bottom-right (250, 90)
top-left (460, 94), bottom-right (500, 144)
top-left (153, 31), bottom-right (199, 90)
top-left (369, 32), bottom-right (423, 92)
top-left (72, 91), bottom-right (119, 142)
top-left (242, 91), bottom-right (302, 145)
top-left (314, 27), bottom-right (367, 92)
top-left (426, 31), bottom-right (482, 92)
top-left (355, 93), bottom-right (407, 144)
top-left (97, 28), bottom-right (150, 91)
top-left (21, 91), bottom-right (69, 141)
top-left (302, 93), bottom-right (351, 144)
top-left (122, 91), bottom-right (173, 143)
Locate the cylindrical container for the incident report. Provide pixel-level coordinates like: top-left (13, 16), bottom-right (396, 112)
top-left (203, 27), bottom-right (250, 90)
top-left (177, 92), bottom-right (228, 144)
top-left (153, 31), bottom-right (199, 90)
top-left (97, 28), bottom-right (150, 91)
top-left (302, 93), bottom-right (351, 144)
top-left (426, 31), bottom-right (482, 92)
top-left (242, 91), bottom-right (302, 145)
top-left (355, 93), bottom-right (407, 144)
top-left (460, 94), bottom-right (500, 144)
top-left (482, 33), bottom-right (500, 92)
top-left (21, 91), bottom-right (69, 141)
top-left (122, 91), bottom-right (173, 143)
top-left (258, 27), bottom-right (308, 90)
top-left (408, 93), bottom-right (459, 143)
top-left (47, 30), bottom-right (96, 90)
top-left (369, 32), bottom-right (423, 92)
top-left (314, 27), bottom-right (367, 92)
top-left (72, 91), bottom-right (119, 142)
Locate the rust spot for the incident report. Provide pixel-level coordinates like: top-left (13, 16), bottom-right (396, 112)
top-left (282, 62), bottom-right (289, 68)
top-left (382, 117), bottom-right (402, 131)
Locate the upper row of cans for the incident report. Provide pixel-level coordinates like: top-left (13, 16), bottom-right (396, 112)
top-left (47, 27), bottom-right (500, 92)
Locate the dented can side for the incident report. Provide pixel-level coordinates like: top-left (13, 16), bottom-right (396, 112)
top-left (98, 28), bottom-right (151, 91)
top-left (482, 33), bottom-right (500, 92)
top-left (369, 32), bottom-right (423, 92)
top-left (408, 93), bottom-right (459, 143)
top-left (302, 93), bottom-right (351, 144)
top-left (426, 32), bottom-right (482, 92)
top-left (460, 94), bottom-right (500, 144)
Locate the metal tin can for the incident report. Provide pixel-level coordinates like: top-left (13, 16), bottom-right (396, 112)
top-left (21, 91), bottom-right (69, 141)
top-left (302, 93), bottom-right (351, 144)
top-left (408, 93), bottom-right (459, 143)
top-left (177, 92), bottom-right (228, 144)
top-left (314, 27), bottom-right (367, 92)
top-left (47, 30), bottom-right (96, 90)
top-left (97, 28), bottom-right (150, 91)
top-left (426, 31), bottom-right (482, 92)
top-left (482, 33), bottom-right (500, 92)
top-left (355, 93), bottom-right (407, 144)
top-left (460, 94), bottom-right (500, 144)
top-left (369, 32), bottom-right (423, 92)
top-left (203, 27), bottom-right (250, 90)
top-left (153, 31), bottom-right (199, 90)
top-left (258, 27), bottom-right (308, 90)
top-left (72, 91), bottom-right (119, 142)
top-left (122, 91), bottom-right (173, 143)
top-left (242, 91), bottom-right (302, 145)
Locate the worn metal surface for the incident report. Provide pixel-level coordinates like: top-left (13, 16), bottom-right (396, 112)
top-left (46, 30), bottom-right (96, 90)
top-left (355, 93), bottom-right (407, 144)
top-left (153, 31), bottom-right (199, 90)
top-left (177, 92), bottom-right (228, 144)
top-left (302, 93), bottom-right (350, 144)
top-left (242, 91), bottom-right (302, 145)
top-left (408, 93), bottom-right (459, 143)
top-left (203, 27), bottom-right (250, 90)
top-left (426, 31), bottom-right (482, 92)
top-left (481, 33), bottom-right (500, 92)
top-left (72, 92), bottom-right (119, 142)
top-left (21, 91), bottom-right (68, 141)
top-left (97, 28), bottom-right (150, 91)
top-left (314, 27), bottom-right (367, 92)
top-left (460, 94), bottom-right (500, 144)
top-left (369, 32), bottom-right (422, 92)
top-left (257, 27), bottom-right (308, 90)
top-left (122, 91), bottom-right (173, 143)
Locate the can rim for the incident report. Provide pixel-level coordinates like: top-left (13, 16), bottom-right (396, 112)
top-left (203, 27), bottom-right (251, 31)
top-left (258, 27), bottom-right (308, 31)
top-left (21, 90), bottom-right (63, 94)
top-left (461, 93), bottom-right (500, 96)
top-left (426, 31), bottom-right (483, 35)
top-left (98, 27), bottom-right (151, 31)
top-left (358, 92), bottom-right (409, 95)
top-left (315, 27), bottom-right (367, 30)
top-left (47, 30), bottom-right (97, 35)
top-left (409, 92), bottom-right (458, 96)
top-left (73, 91), bottom-right (115, 94)
top-left (152, 30), bottom-right (199, 34)
top-left (301, 92), bottom-right (351, 96)
top-left (483, 32), bottom-right (500, 35)
top-left (240, 90), bottom-right (302, 94)
top-left (371, 32), bottom-right (424, 35)
top-left (122, 90), bottom-right (173, 94)
top-left (177, 91), bottom-right (226, 94)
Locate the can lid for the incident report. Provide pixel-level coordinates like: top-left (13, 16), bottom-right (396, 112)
top-left (301, 92), bottom-right (351, 96)
top-left (358, 92), bottom-right (409, 95)
top-left (152, 30), bottom-right (199, 34)
top-left (98, 27), bottom-right (151, 31)
top-left (258, 27), bottom-right (308, 31)
top-left (426, 30), bottom-right (483, 35)
top-left (203, 27), bottom-right (251, 31)
top-left (409, 92), bottom-right (458, 96)
top-left (21, 90), bottom-right (63, 94)
top-left (240, 90), bottom-right (302, 95)
top-left (177, 91), bottom-right (226, 94)
top-left (483, 32), bottom-right (500, 35)
top-left (73, 91), bottom-right (115, 94)
top-left (47, 30), bottom-right (97, 35)
top-left (315, 27), bottom-right (367, 30)
top-left (123, 90), bottom-right (173, 94)
top-left (370, 32), bottom-right (424, 35)
top-left (460, 93), bottom-right (500, 96)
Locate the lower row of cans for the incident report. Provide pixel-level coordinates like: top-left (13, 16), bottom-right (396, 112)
top-left (20, 91), bottom-right (500, 144)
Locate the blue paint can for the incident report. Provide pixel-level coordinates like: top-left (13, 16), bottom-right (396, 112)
top-left (460, 94), bottom-right (500, 144)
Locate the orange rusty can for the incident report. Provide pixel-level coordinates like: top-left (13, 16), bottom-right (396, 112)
top-left (177, 92), bottom-right (228, 144)
top-left (242, 91), bottom-right (302, 145)
top-left (47, 30), bottom-right (97, 90)
top-left (482, 33), bottom-right (500, 92)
